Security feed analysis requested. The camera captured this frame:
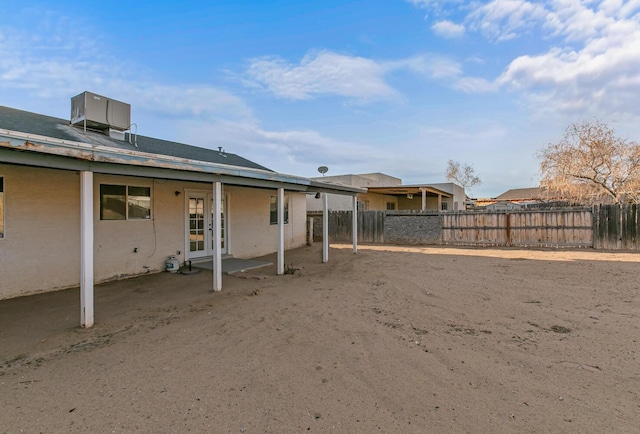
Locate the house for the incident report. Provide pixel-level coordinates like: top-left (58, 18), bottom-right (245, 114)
top-left (0, 92), bottom-right (364, 327)
top-left (480, 187), bottom-right (569, 209)
top-left (307, 172), bottom-right (466, 212)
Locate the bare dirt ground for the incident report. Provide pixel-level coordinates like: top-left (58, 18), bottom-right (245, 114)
top-left (1, 244), bottom-right (639, 433)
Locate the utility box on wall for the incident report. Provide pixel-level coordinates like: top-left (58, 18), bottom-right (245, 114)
top-left (71, 91), bottom-right (131, 131)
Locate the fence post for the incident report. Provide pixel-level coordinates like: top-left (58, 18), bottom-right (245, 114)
top-left (506, 212), bottom-right (511, 247)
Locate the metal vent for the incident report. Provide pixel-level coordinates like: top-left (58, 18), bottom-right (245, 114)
top-left (71, 91), bottom-right (131, 132)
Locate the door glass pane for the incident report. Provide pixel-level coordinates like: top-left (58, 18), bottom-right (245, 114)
top-left (189, 198), bottom-right (205, 253)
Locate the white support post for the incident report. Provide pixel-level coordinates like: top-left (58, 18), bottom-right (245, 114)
top-left (80, 171), bottom-right (94, 328)
top-left (421, 188), bottom-right (427, 211)
top-left (437, 194), bottom-right (442, 212)
top-left (277, 187), bottom-right (285, 275)
top-left (352, 195), bottom-right (358, 254)
top-left (323, 192), bottom-right (329, 263)
top-left (212, 181), bottom-right (223, 291)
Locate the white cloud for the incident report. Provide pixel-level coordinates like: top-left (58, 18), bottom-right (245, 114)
top-left (244, 51), bottom-right (399, 102)
top-left (403, 0), bottom-right (640, 118)
top-left (177, 118), bottom-right (392, 176)
top-left (244, 51), bottom-right (464, 102)
top-left (454, 77), bottom-right (498, 93)
top-left (432, 20), bottom-right (466, 38)
top-left (467, 0), bottom-right (548, 42)
top-left (497, 5), bottom-right (640, 117)
top-left (0, 12), bottom-right (253, 124)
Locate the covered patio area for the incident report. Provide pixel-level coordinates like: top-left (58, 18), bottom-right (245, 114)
top-left (1, 245), bottom-right (320, 365)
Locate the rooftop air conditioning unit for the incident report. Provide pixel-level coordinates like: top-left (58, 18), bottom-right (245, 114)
top-left (71, 91), bottom-right (131, 139)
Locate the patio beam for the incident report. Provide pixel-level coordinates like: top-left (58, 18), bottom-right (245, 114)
top-left (212, 181), bottom-right (223, 291)
top-left (277, 187), bottom-right (285, 275)
top-left (80, 171), bottom-right (94, 328)
top-left (352, 196), bottom-right (358, 254)
top-left (323, 193), bottom-right (329, 263)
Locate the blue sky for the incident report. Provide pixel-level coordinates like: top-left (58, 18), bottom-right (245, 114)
top-left (2, 0), bottom-right (640, 197)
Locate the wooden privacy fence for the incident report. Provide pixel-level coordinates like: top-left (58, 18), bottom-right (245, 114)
top-left (308, 211), bottom-right (385, 243)
top-left (309, 205), bottom-right (640, 250)
top-left (442, 208), bottom-right (593, 248)
top-left (593, 204), bottom-right (640, 250)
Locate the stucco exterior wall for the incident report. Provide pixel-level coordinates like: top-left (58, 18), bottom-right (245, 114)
top-left (0, 164), bottom-right (309, 300)
top-left (307, 193), bottom-right (354, 212)
top-left (0, 164), bottom-right (81, 298)
top-left (225, 187), bottom-right (307, 258)
top-left (397, 195), bottom-right (454, 211)
top-left (93, 174), bottom-right (186, 283)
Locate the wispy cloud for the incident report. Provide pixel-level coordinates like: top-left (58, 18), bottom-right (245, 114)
top-left (495, 1), bottom-right (640, 117)
top-left (407, 0), bottom-right (640, 118)
top-left (0, 9), bottom-right (253, 124)
top-left (466, 0), bottom-right (548, 42)
top-left (244, 51), bottom-right (400, 102)
top-left (431, 20), bottom-right (466, 38)
top-left (243, 50), bottom-right (464, 102)
top-left (178, 118), bottom-right (393, 176)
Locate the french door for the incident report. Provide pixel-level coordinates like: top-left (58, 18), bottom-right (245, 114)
top-left (187, 192), bottom-right (227, 259)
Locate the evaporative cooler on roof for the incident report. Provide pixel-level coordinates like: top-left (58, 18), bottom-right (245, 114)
top-left (70, 91), bottom-right (131, 140)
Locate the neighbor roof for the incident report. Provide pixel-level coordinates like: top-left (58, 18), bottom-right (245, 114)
top-left (495, 187), bottom-right (545, 201)
top-left (0, 105), bottom-right (271, 171)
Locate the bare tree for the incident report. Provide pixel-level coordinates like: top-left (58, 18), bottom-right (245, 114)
top-left (538, 120), bottom-right (640, 205)
top-left (446, 160), bottom-right (481, 194)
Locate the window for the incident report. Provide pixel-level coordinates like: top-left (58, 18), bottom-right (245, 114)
top-left (357, 200), bottom-right (369, 211)
top-left (0, 177), bottom-right (4, 238)
top-left (386, 202), bottom-right (396, 210)
top-left (100, 184), bottom-right (151, 220)
top-left (270, 195), bottom-right (289, 225)
top-left (441, 201), bottom-right (448, 211)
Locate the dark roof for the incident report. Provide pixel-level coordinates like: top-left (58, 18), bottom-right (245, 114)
top-left (0, 105), bottom-right (272, 172)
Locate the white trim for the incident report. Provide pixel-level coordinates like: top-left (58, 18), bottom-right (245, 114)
top-left (212, 182), bottom-right (223, 291)
top-left (277, 187), bottom-right (284, 275)
top-left (323, 193), bottom-right (329, 263)
top-left (80, 171), bottom-right (94, 328)
top-left (352, 196), bottom-right (358, 254)
top-left (98, 182), bottom-right (153, 221)
top-left (184, 189), bottom-right (228, 261)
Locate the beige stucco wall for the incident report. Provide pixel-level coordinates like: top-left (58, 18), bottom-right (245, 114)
top-left (307, 193), bottom-right (354, 212)
top-left (397, 195), bottom-right (453, 211)
top-left (0, 164), bottom-right (81, 298)
top-left (0, 164), bottom-right (308, 300)
top-left (224, 186), bottom-right (307, 258)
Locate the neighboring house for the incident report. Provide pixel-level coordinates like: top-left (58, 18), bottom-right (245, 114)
top-left (480, 187), bottom-right (569, 209)
top-left (0, 92), bottom-right (363, 326)
top-left (307, 172), bottom-right (466, 212)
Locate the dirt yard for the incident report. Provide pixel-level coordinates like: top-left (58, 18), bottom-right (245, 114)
top-left (1, 244), bottom-right (639, 433)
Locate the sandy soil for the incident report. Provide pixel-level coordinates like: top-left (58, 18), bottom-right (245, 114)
top-left (1, 244), bottom-right (639, 433)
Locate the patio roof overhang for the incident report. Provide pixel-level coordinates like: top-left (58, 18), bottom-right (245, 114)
top-left (0, 129), bottom-right (365, 196)
top-left (1, 128), bottom-right (363, 328)
top-left (367, 185), bottom-right (452, 198)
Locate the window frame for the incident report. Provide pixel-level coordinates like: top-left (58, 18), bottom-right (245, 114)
top-left (357, 200), bottom-right (369, 211)
top-left (100, 183), bottom-right (152, 221)
top-left (269, 194), bottom-right (289, 225)
top-left (441, 201), bottom-right (448, 211)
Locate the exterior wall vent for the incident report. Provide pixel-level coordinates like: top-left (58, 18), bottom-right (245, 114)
top-left (71, 91), bottom-right (131, 135)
